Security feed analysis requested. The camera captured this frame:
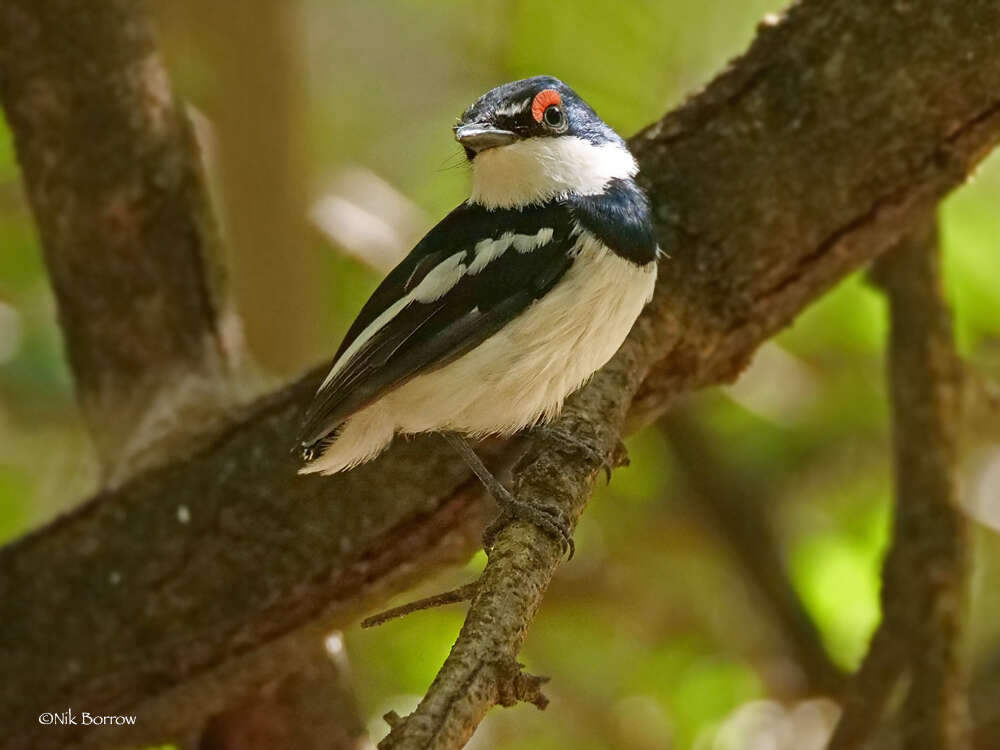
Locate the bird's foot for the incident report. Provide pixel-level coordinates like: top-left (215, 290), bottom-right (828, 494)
top-left (482, 487), bottom-right (575, 560)
top-left (529, 425), bottom-right (627, 484)
top-left (439, 431), bottom-right (576, 559)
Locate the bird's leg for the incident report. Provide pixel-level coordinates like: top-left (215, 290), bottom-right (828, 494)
top-left (528, 424), bottom-right (626, 484)
top-left (441, 432), bottom-right (516, 507)
top-left (440, 432), bottom-right (574, 559)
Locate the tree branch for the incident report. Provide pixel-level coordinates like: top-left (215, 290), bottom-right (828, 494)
top-left (2, 1), bottom-right (1000, 748)
top-left (828, 217), bottom-right (969, 750)
top-left (0, 0), bottom-right (240, 484)
top-left (884, 220), bottom-right (969, 749)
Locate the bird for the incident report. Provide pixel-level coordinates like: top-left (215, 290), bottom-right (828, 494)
top-left (297, 75), bottom-right (658, 553)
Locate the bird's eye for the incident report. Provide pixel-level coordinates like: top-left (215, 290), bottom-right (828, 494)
top-left (543, 105), bottom-right (565, 129)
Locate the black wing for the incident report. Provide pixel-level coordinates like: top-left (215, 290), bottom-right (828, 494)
top-left (297, 199), bottom-right (577, 449)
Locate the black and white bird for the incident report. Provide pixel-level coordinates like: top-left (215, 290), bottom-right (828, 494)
top-left (297, 76), bottom-right (658, 547)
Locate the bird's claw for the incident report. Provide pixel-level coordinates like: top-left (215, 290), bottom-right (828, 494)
top-left (483, 499), bottom-right (575, 560)
top-left (530, 425), bottom-right (626, 484)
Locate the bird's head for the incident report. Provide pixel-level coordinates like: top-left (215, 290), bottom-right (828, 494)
top-left (455, 76), bottom-right (638, 210)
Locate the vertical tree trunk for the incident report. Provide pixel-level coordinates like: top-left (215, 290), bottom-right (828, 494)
top-left (0, 0), bottom-right (239, 484)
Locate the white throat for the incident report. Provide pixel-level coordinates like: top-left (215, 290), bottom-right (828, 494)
top-left (469, 136), bottom-right (638, 210)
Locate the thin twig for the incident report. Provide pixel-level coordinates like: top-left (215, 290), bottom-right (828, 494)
top-left (362, 582), bottom-right (479, 628)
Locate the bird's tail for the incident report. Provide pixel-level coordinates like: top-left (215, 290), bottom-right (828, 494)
top-left (297, 403), bottom-right (396, 476)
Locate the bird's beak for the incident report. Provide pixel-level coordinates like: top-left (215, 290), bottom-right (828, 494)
top-left (454, 123), bottom-right (517, 153)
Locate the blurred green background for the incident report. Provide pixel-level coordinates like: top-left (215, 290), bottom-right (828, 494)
top-left (1, 1), bottom-right (999, 748)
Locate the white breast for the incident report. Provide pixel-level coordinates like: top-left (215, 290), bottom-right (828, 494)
top-left (301, 232), bottom-right (656, 475)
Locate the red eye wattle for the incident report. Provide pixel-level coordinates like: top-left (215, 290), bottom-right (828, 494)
top-left (531, 89), bottom-right (562, 123)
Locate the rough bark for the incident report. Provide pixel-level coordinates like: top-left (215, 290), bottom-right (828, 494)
top-left (0, 0), bottom-right (238, 483)
top-left (0, 368), bottom-right (498, 750)
top-left (629, 0), bottom-right (1000, 424)
top-left (828, 218), bottom-right (969, 750)
top-left (2, 0), bottom-right (999, 748)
